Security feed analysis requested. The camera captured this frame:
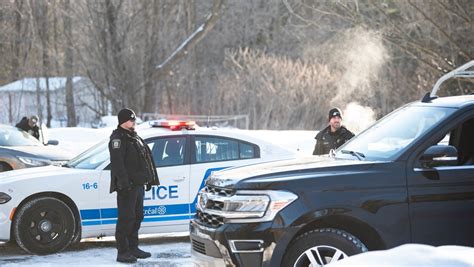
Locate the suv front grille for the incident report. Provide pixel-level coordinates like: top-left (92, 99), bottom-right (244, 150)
top-left (196, 210), bottom-right (224, 228)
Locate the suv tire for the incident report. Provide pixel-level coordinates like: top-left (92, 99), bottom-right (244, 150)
top-left (13, 197), bottom-right (76, 254)
top-left (282, 228), bottom-right (367, 267)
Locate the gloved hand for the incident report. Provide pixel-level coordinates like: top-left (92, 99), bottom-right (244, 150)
top-left (145, 184), bottom-right (152, 191)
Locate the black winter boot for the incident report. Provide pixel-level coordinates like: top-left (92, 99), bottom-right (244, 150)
top-left (130, 247), bottom-right (152, 259)
top-left (117, 251), bottom-right (137, 263)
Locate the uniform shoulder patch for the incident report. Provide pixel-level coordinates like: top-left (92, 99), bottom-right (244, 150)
top-left (112, 139), bottom-right (121, 149)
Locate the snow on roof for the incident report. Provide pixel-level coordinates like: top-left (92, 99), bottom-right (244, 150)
top-left (0, 76), bottom-right (85, 92)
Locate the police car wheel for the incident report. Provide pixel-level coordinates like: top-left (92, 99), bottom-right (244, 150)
top-left (13, 197), bottom-right (76, 255)
top-left (70, 223), bottom-right (82, 246)
top-left (282, 228), bottom-right (367, 267)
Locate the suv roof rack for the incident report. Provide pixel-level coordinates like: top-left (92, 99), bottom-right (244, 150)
top-left (426, 60), bottom-right (474, 102)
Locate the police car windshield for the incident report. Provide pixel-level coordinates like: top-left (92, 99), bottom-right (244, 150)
top-left (67, 141), bottom-right (109, 169)
top-left (0, 126), bottom-right (42, 146)
top-left (335, 105), bottom-right (455, 161)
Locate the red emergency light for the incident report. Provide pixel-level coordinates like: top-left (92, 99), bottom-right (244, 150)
top-left (150, 120), bottom-right (196, 130)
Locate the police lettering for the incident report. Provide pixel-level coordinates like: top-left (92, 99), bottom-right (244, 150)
top-left (144, 185), bottom-right (178, 200)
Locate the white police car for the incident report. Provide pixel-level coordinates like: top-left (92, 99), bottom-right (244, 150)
top-left (0, 121), bottom-right (297, 254)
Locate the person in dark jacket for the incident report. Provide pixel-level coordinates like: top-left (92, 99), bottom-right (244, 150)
top-left (16, 115), bottom-right (40, 140)
top-left (109, 108), bottom-right (159, 263)
top-left (313, 107), bottom-right (355, 155)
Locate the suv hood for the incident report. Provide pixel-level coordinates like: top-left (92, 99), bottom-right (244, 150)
top-left (206, 155), bottom-right (377, 188)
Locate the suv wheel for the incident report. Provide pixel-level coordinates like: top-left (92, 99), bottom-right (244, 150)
top-left (283, 228), bottom-right (367, 267)
top-left (13, 197), bottom-right (76, 254)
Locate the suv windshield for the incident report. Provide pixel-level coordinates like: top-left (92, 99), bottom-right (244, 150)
top-left (67, 140), bottom-right (109, 169)
top-left (335, 105), bottom-right (455, 161)
top-left (0, 126), bottom-right (42, 146)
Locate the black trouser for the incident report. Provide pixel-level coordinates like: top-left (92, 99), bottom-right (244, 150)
top-left (115, 185), bottom-right (144, 254)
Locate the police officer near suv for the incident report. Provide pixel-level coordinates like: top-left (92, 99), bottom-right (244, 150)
top-left (109, 108), bottom-right (159, 263)
top-left (313, 107), bottom-right (355, 155)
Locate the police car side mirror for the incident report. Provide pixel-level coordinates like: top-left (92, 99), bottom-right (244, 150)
top-left (420, 145), bottom-right (458, 168)
top-left (46, 140), bottom-right (59, 146)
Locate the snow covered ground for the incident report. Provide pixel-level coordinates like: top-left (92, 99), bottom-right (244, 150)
top-left (332, 244), bottom-right (474, 267)
top-left (0, 233), bottom-right (192, 266)
top-left (2, 239), bottom-right (472, 266)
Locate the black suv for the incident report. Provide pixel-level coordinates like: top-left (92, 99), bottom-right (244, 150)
top-left (190, 61), bottom-right (474, 266)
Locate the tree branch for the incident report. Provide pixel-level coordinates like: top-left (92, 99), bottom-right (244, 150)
top-left (152, 0), bottom-right (224, 81)
top-left (407, 0), bottom-right (471, 60)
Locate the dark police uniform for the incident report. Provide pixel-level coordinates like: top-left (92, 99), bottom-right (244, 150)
top-left (16, 117), bottom-right (40, 140)
top-left (312, 125), bottom-right (354, 155)
top-left (109, 125), bottom-right (159, 261)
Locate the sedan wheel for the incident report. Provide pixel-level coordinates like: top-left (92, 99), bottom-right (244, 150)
top-left (13, 197), bottom-right (76, 254)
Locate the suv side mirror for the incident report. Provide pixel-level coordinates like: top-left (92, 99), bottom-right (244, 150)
top-left (420, 145), bottom-right (458, 168)
top-left (46, 140), bottom-right (59, 146)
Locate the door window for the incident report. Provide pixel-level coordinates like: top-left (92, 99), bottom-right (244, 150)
top-left (148, 137), bottom-right (186, 167)
top-left (194, 136), bottom-right (258, 163)
top-left (424, 117), bottom-right (474, 166)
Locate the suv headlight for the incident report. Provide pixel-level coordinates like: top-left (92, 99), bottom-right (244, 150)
top-left (18, 156), bottom-right (50, 167)
top-left (197, 189), bottom-right (298, 223)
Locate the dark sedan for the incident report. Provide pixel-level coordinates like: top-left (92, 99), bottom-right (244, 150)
top-left (0, 124), bottom-right (74, 172)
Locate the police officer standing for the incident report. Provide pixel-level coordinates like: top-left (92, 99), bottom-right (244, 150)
top-left (109, 108), bottom-right (159, 263)
top-left (16, 115), bottom-right (40, 140)
top-left (313, 107), bottom-right (355, 155)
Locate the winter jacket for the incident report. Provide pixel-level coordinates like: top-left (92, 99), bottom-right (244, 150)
top-left (108, 126), bottom-right (159, 193)
top-left (16, 117), bottom-right (40, 140)
top-left (313, 125), bottom-right (354, 155)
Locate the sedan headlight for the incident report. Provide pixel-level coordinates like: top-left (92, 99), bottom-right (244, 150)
top-left (0, 192), bottom-right (12, 204)
top-left (198, 189), bottom-right (298, 223)
top-left (17, 156), bottom-right (50, 167)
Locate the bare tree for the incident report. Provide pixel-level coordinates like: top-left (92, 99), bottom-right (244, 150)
top-left (31, 0), bottom-right (53, 126)
top-left (63, 0), bottom-right (76, 126)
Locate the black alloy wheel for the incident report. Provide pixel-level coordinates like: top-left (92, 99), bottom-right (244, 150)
top-left (13, 197), bottom-right (76, 254)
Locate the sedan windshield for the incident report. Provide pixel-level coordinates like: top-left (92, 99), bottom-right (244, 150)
top-left (0, 126), bottom-right (42, 146)
top-left (67, 141), bottom-right (109, 169)
top-left (335, 105), bottom-right (455, 161)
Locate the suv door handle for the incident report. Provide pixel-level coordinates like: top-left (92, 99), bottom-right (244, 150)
top-left (173, 176), bottom-right (186, 181)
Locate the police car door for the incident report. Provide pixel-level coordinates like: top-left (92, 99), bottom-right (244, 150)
top-left (98, 136), bottom-right (191, 233)
top-left (189, 135), bottom-right (261, 213)
top-left (141, 135), bottom-right (191, 232)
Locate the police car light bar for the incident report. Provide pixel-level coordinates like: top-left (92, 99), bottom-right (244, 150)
top-left (150, 120), bottom-right (196, 130)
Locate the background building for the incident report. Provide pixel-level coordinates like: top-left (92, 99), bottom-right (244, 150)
top-left (0, 77), bottom-right (108, 127)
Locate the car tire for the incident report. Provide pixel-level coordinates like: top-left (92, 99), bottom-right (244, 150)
top-left (0, 162), bottom-right (12, 172)
top-left (13, 197), bottom-right (76, 254)
top-left (282, 228), bottom-right (367, 267)
top-left (70, 223), bottom-right (82, 246)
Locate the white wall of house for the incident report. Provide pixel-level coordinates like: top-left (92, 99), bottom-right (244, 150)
top-left (0, 77), bottom-right (108, 127)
